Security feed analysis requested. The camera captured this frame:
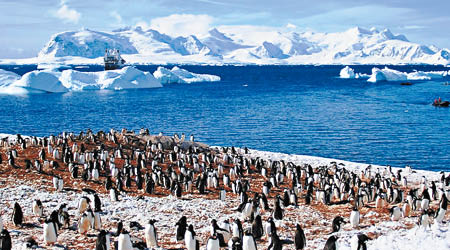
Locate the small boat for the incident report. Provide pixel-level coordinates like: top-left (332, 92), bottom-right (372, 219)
top-left (400, 82), bottom-right (412, 86)
top-left (433, 101), bottom-right (450, 107)
top-left (104, 49), bottom-right (125, 71)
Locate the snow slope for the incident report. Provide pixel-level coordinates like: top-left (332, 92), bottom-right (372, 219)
top-left (2, 26), bottom-right (449, 65)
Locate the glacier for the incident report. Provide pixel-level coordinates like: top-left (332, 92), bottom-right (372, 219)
top-left (1, 26), bottom-right (449, 65)
top-left (153, 66), bottom-right (221, 84)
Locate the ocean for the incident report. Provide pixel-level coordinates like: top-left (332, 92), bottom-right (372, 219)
top-left (0, 64), bottom-right (449, 171)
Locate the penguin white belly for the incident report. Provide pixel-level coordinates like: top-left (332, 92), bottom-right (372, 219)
top-left (421, 199), bottom-right (429, 211)
top-left (207, 238), bottom-right (220, 250)
top-left (242, 235), bottom-right (256, 250)
top-left (94, 212), bottom-right (102, 230)
top-left (32, 202), bottom-right (42, 217)
top-left (78, 216), bottom-right (91, 234)
top-left (110, 189), bottom-right (117, 202)
top-left (402, 203), bottom-right (410, 217)
top-left (232, 224), bottom-right (240, 238)
top-left (435, 209), bottom-right (446, 223)
top-left (350, 211), bottom-right (360, 228)
top-left (78, 199), bottom-right (88, 214)
top-left (145, 225), bottom-right (158, 247)
top-left (391, 207), bottom-right (401, 221)
top-left (242, 203), bottom-right (252, 220)
top-left (264, 223), bottom-right (271, 238)
top-left (44, 222), bottom-right (57, 244)
top-left (185, 231), bottom-right (195, 250)
top-left (118, 233), bottom-right (134, 250)
top-left (350, 234), bottom-right (359, 250)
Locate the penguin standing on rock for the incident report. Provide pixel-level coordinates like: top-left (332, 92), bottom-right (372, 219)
top-left (294, 223), bottom-right (306, 250)
top-left (12, 202), bottom-right (23, 227)
top-left (185, 224), bottom-right (199, 250)
top-left (0, 229), bottom-right (12, 250)
top-left (251, 215), bottom-right (263, 240)
top-left (144, 219), bottom-right (158, 248)
top-left (206, 234), bottom-right (220, 250)
top-left (331, 216), bottom-right (345, 233)
top-left (242, 229), bottom-right (257, 250)
top-left (78, 213), bottom-right (91, 234)
top-left (273, 196), bottom-right (284, 220)
top-left (323, 235), bottom-right (338, 250)
top-left (350, 234), bottom-right (370, 250)
top-left (95, 230), bottom-right (111, 250)
top-left (390, 206), bottom-right (402, 221)
top-left (32, 199), bottom-right (44, 217)
top-left (118, 230), bottom-right (133, 250)
top-left (350, 207), bottom-right (360, 228)
top-left (43, 218), bottom-right (58, 245)
top-left (176, 216), bottom-right (187, 242)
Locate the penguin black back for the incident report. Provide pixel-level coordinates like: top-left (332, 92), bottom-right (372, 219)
top-left (176, 216), bottom-right (187, 241)
top-left (0, 229), bottom-right (12, 250)
top-left (356, 234), bottom-right (370, 250)
top-left (332, 216), bottom-right (345, 233)
top-left (12, 202), bottom-right (23, 226)
top-left (294, 223), bottom-right (306, 250)
top-left (323, 235), bottom-right (338, 250)
top-left (95, 230), bottom-right (109, 250)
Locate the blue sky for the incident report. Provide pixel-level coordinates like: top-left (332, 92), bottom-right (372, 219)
top-left (1, 0), bottom-right (449, 58)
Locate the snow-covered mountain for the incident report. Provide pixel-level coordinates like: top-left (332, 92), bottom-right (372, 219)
top-left (35, 26), bottom-right (450, 65)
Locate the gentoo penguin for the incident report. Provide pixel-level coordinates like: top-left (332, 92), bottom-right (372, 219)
top-left (0, 229), bottom-right (12, 250)
top-left (43, 218), bottom-right (58, 245)
top-left (264, 217), bottom-right (276, 239)
top-left (294, 223), bottom-right (306, 250)
top-left (144, 219), bottom-right (158, 248)
top-left (251, 215), bottom-right (263, 240)
top-left (390, 206), bottom-right (401, 221)
top-left (323, 235), bottom-right (338, 250)
top-left (93, 209), bottom-right (102, 230)
top-left (242, 230), bottom-right (257, 250)
top-left (176, 216), bottom-right (187, 242)
top-left (228, 236), bottom-right (243, 250)
top-left (32, 199), bottom-right (44, 217)
top-left (78, 196), bottom-right (90, 215)
top-left (95, 230), bottom-right (111, 250)
top-left (267, 229), bottom-right (283, 250)
top-left (207, 234), bottom-right (220, 250)
top-left (93, 194), bottom-right (102, 212)
top-left (435, 207), bottom-right (446, 224)
top-left (12, 202), bottom-right (23, 226)
top-left (273, 196), bottom-right (284, 220)
top-left (402, 202), bottom-right (411, 218)
top-left (418, 210), bottom-right (430, 228)
top-left (78, 212), bottom-right (91, 234)
top-left (350, 234), bottom-right (370, 250)
top-left (332, 216), bottom-right (345, 233)
top-left (110, 188), bottom-right (119, 202)
top-left (52, 176), bottom-right (63, 191)
top-left (185, 224), bottom-right (200, 250)
top-left (231, 219), bottom-right (243, 239)
top-left (114, 221), bottom-right (123, 237)
top-left (118, 230), bottom-right (134, 250)
top-left (350, 207), bottom-right (360, 228)
top-left (210, 219), bottom-right (228, 247)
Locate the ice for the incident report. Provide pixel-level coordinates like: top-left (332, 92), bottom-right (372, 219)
top-left (339, 66), bottom-right (356, 79)
top-left (0, 66), bottom-right (162, 95)
top-left (153, 66), bottom-right (220, 84)
top-left (367, 67), bottom-right (449, 82)
top-left (0, 69), bottom-right (21, 87)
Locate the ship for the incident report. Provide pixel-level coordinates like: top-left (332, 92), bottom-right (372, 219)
top-left (104, 49), bottom-right (125, 70)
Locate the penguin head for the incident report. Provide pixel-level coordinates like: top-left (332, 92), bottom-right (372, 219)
top-left (357, 233), bottom-right (371, 243)
top-left (148, 219), bottom-right (156, 225)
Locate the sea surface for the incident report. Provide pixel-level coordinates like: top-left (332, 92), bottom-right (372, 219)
top-left (0, 64), bottom-right (449, 171)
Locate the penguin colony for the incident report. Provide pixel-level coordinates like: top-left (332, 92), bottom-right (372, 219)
top-left (0, 129), bottom-right (449, 249)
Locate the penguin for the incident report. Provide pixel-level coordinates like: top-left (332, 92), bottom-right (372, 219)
top-left (78, 196), bottom-right (90, 215)
top-left (53, 176), bottom-right (63, 191)
top-left (273, 196), bottom-right (284, 220)
top-left (264, 217), bottom-right (276, 239)
top-left (207, 234), bottom-right (220, 250)
top-left (176, 216), bottom-right (187, 242)
top-left (350, 206), bottom-right (360, 228)
top-left (294, 223), bottom-right (306, 250)
top-left (350, 234), bottom-right (370, 250)
top-left (251, 215), bottom-right (263, 240)
top-left (114, 221), bottom-right (123, 237)
top-left (228, 236), bottom-right (243, 250)
top-left (390, 206), bottom-right (401, 221)
top-left (323, 235), bottom-right (338, 250)
top-left (418, 210), bottom-right (430, 228)
top-left (232, 219), bottom-right (243, 239)
top-left (78, 213), bottom-right (91, 234)
top-left (43, 218), bottom-right (58, 245)
top-left (402, 202), bottom-right (411, 218)
top-left (95, 230), bottom-right (111, 250)
top-left (118, 230), bottom-right (134, 250)
top-left (144, 219), bottom-right (158, 248)
top-left (93, 209), bottom-right (102, 230)
top-left (0, 229), bottom-right (12, 250)
top-left (110, 188), bottom-right (119, 202)
top-left (185, 224), bottom-right (200, 250)
top-left (32, 199), bottom-right (44, 217)
top-left (210, 219), bottom-right (228, 247)
top-left (12, 202), bottom-right (23, 227)
top-left (331, 216), bottom-right (345, 233)
top-left (242, 230), bottom-right (257, 250)
top-left (435, 207), bottom-right (446, 224)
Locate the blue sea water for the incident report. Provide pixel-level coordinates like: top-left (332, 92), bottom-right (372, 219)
top-left (0, 64), bottom-right (449, 171)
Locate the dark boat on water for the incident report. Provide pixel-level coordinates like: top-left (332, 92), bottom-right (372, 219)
top-left (104, 49), bottom-right (125, 70)
top-left (433, 101), bottom-right (450, 107)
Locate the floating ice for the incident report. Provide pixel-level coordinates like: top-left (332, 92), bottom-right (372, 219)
top-left (367, 67), bottom-right (449, 82)
top-left (153, 66), bottom-right (220, 84)
top-left (339, 66), bottom-right (356, 78)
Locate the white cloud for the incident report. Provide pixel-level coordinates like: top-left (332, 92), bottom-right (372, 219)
top-left (137, 14), bottom-right (214, 37)
top-left (110, 11), bottom-right (123, 25)
top-left (286, 23), bottom-right (297, 29)
top-left (53, 0), bottom-right (81, 24)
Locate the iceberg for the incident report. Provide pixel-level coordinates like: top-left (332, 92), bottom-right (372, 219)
top-left (0, 66), bottom-right (162, 95)
top-left (153, 66), bottom-right (220, 84)
top-left (0, 69), bottom-right (21, 87)
top-left (339, 66), bottom-right (356, 78)
top-left (367, 67), bottom-right (449, 82)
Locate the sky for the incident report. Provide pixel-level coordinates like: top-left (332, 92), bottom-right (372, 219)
top-left (1, 0), bottom-right (449, 58)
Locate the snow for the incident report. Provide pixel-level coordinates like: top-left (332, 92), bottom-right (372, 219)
top-left (153, 66), bottom-right (220, 84)
top-left (0, 66), bottom-right (162, 94)
top-left (2, 26), bottom-right (449, 65)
